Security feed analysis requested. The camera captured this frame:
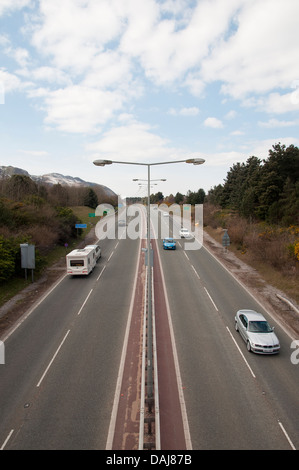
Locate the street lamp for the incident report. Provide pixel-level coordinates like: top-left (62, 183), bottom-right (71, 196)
top-left (93, 157), bottom-right (205, 406)
top-left (132, 178), bottom-right (167, 182)
top-left (93, 158), bottom-right (205, 167)
top-left (133, 179), bottom-right (166, 201)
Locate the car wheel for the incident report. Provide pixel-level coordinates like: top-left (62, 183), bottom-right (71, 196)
top-left (247, 341), bottom-right (251, 352)
top-left (235, 321), bottom-right (239, 332)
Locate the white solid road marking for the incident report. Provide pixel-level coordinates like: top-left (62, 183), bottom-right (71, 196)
top-left (204, 287), bottom-right (219, 311)
top-left (36, 330), bottom-right (70, 387)
top-left (226, 326), bottom-right (256, 379)
top-left (77, 289), bottom-right (93, 316)
top-left (278, 421), bottom-right (296, 450)
top-left (97, 265), bottom-right (106, 281)
top-left (1, 429), bottom-right (14, 450)
top-left (190, 264), bottom-right (200, 280)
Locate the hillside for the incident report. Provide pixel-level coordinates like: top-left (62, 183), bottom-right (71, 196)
top-left (0, 167), bottom-right (117, 285)
top-left (0, 165), bottom-right (117, 199)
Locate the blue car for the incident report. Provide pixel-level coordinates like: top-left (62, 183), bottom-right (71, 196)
top-left (163, 237), bottom-right (176, 250)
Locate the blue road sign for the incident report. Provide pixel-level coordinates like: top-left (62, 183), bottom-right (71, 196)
top-left (75, 224), bottom-right (87, 228)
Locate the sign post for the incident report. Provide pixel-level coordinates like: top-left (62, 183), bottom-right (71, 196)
top-left (20, 244), bottom-right (35, 282)
top-left (222, 230), bottom-right (230, 252)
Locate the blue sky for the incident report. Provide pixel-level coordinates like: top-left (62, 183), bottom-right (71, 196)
top-left (1, 0), bottom-right (299, 199)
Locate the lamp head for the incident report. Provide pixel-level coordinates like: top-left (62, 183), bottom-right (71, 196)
top-left (186, 158), bottom-right (205, 165)
top-left (93, 159), bottom-right (113, 166)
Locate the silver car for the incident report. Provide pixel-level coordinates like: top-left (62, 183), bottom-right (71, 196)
top-left (235, 309), bottom-right (280, 354)
top-left (179, 227), bottom-right (191, 238)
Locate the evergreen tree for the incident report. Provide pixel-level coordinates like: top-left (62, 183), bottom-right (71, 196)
top-left (83, 188), bottom-right (98, 209)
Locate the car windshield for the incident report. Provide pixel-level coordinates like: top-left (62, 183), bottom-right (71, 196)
top-left (248, 321), bottom-right (272, 333)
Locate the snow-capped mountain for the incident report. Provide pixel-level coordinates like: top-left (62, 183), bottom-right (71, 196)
top-left (0, 166), bottom-right (117, 198)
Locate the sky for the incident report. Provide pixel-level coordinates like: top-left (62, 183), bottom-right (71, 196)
top-left (1, 0), bottom-right (299, 199)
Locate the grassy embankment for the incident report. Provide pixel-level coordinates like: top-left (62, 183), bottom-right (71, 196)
top-left (203, 205), bottom-right (299, 305)
top-left (0, 206), bottom-right (95, 308)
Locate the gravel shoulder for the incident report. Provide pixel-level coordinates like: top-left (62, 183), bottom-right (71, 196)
top-left (203, 230), bottom-right (299, 338)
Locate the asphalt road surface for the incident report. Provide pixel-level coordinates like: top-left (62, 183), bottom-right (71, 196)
top-left (0, 209), bottom-right (298, 450)
top-left (0, 222), bottom-right (140, 450)
top-left (153, 209), bottom-right (298, 450)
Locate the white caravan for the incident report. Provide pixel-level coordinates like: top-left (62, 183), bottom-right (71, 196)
top-left (85, 244), bottom-right (101, 261)
top-left (66, 246), bottom-right (97, 275)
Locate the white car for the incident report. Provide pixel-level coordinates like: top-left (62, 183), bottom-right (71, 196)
top-left (235, 309), bottom-right (280, 354)
top-left (179, 227), bottom-right (191, 238)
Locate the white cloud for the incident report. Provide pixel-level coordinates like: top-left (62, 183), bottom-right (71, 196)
top-left (0, 68), bottom-right (22, 94)
top-left (0, 0), bottom-right (32, 16)
top-left (0, 35), bottom-right (30, 67)
top-left (230, 130), bottom-right (244, 136)
top-left (43, 85), bottom-right (125, 134)
top-left (201, 0), bottom-right (299, 100)
top-left (20, 149), bottom-right (49, 157)
top-left (18, 66), bottom-right (72, 86)
top-left (225, 110), bottom-right (237, 120)
top-left (264, 92), bottom-right (299, 114)
top-left (86, 122), bottom-right (176, 162)
top-left (168, 106), bottom-right (199, 116)
top-left (240, 137), bottom-right (299, 161)
top-left (258, 118), bottom-right (298, 128)
top-left (204, 117), bottom-right (224, 129)
top-left (32, 0), bottom-right (125, 74)
top-left (10, 0), bottom-right (298, 137)
top-left (121, 0), bottom-right (244, 86)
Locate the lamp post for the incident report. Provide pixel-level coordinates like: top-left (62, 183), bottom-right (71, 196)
top-left (93, 157), bottom-right (205, 406)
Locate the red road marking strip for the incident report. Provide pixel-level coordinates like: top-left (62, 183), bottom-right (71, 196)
top-left (108, 238), bottom-right (145, 450)
top-left (152, 238), bottom-right (191, 450)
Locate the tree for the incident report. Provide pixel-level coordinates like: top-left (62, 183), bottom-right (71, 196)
top-left (0, 236), bottom-right (16, 281)
top-left (83, 188), bottom-right (98, 209)
top-left (5, 174), bottom-right (38, 201)
top-left (206, 143), bottom-right (299, 225)
top-left (49, 184), bottom-right (69, 206)
top-left (150, 192), bottom-right (164, 204)
top-left (174, 192), bottom-right (184, 204)
top-left (257, 143), bottom-right (299, 221)
top-left (186, 188), bottom-right (205, 205)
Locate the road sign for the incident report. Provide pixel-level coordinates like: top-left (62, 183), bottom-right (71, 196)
top-left (88, 213), bottom-right (95, 217)
top-left (222, 231), bottom-right (230, 247)
top-left (75, 223), bottom-right (87, 228)
top-left (20, 244), bottom-right (35, 269)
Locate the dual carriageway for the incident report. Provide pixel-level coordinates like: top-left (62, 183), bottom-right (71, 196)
top-left (0, 205), bottom-right (298, 450)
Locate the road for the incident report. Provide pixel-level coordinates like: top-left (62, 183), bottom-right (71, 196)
top-left (153, 209), bottom-right (299, 450)
top-left (0, 208), bottom-right (298, 450)
top-left (0, 218), bottom-right (140, 450)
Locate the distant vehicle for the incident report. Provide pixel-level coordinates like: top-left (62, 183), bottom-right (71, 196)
top-left (163, 237), bottom-right (176, 250)
top-left (163, 212), bottom-right (169, 217)
top-left (66, 246), bottom-right (97, 275)
top-left (235, 309), bottom-right (280, 354)
top-left (118, 219), bottom-right (127, 226)
top-left (85, 244), bottom-right (101, 261)
top-left (179, 227), bottom-right (191, 238)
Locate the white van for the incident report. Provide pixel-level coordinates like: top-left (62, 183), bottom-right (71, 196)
top-left (85, 244), bottom-right (101, 261)
top-left (66, 246), bottom-right (97, 275)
